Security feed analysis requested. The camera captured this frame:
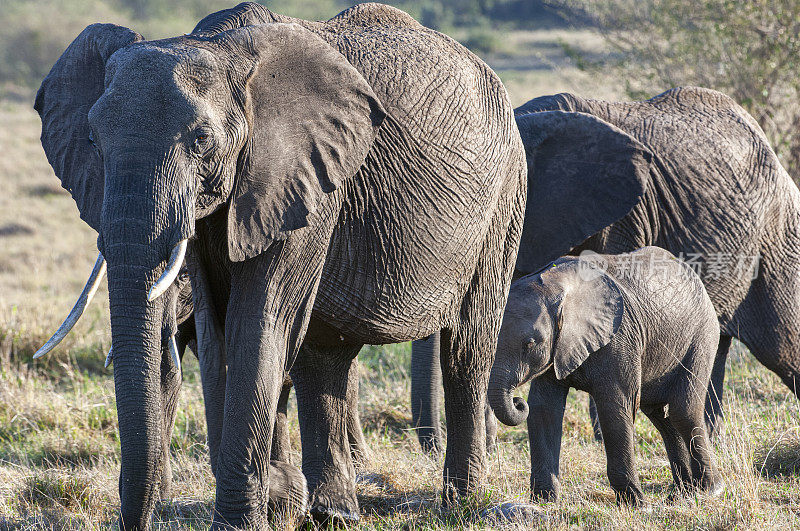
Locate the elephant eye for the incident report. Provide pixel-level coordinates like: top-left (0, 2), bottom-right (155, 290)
top-left (192, 131), bottom-right (213, 153)
top-left (88, 130), bottom-right (96, 147)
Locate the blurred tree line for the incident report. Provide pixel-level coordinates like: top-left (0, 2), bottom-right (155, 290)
top-left (2, 0), bottom-right (798, 179)
top-left (0, 0), bottom-right (561, 93)
top-left (554, 0), bottom-right (800, 180)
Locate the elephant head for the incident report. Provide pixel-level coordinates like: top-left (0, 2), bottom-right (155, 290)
top-left (33, 19), bottom-right (384, 528)
top-left (489, 258), bottom-right (624, 426)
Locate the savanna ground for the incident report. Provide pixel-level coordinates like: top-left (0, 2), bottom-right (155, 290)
top-left (2, 6), bottom-right (800, 530)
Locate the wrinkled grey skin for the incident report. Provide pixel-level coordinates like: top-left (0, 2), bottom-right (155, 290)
top-left (413, 86), bottom-right (800, 450)
top-left (172, 261), bottom-right (370, 472)
top-left (35, 3), bottom-right (535, 527)
top-left (491, 248), bottom-right (722, 505)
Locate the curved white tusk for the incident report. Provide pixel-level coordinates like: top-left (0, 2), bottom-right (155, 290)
top-left (34, 254), bottom-right (107, 359)
top-left (147, 239), bottom-right (187, 302)
top-left (104, 346), bottom-right (113, 368)
top-left (169, 336), bottom-right (181, 373)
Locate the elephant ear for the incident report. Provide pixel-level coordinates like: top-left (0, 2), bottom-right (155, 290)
top-left (224, 23), bottom-right (386, 261)
top-left (515, 110), bottom-right (652, 274)
top-left (34, 24), bottom-right (143, 233)
top-left (540, 258), bottom-right (624, 380)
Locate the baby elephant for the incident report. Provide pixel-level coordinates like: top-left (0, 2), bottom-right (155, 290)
top-left (489, 247), bottom-right (722, 505)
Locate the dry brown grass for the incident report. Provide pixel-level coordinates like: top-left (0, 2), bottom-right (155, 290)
top-left (2, 24), bottom-right (800, 529)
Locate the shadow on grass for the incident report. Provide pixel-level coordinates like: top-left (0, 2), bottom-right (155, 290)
top-left (755, 441), bottom-right (800, 478)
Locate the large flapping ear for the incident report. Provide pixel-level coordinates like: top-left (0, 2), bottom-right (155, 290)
top-left (540, 259), bottom-right (625, 380)
top-left (222, 23), bottom-right (386, 261)
top-left (34, 24), bottom-right (143, 233)
top-left (514, 110), bottom-right (651, 274)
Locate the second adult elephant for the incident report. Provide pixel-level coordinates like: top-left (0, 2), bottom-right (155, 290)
top-left (412, 86), bottom-right (800, 450)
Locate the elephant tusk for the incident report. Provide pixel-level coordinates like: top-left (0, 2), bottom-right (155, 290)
top-left (169, 335), bottom-right (181, 373)
top-left (105, 346), bottom-right (113, 368)
top-left (147, 239), bottom-right (187, 302)
top-left (34, 253), bottom-right (107, 359)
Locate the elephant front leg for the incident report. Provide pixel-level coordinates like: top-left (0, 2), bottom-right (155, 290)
top-left (346, 357), bottom-right (371, 469)
top-left (213, 243), bottom-right (325, 528)
top-left (158, 347), bottom-right (181, 502)
top-left (291, 345), bottom-right (363, 524)
top-left (270, 375), bottom-right (294, 463)
top-left (593, 396), bottom-right (644, 506)
top-left (705, 334), bottom-right (731, 440)
top-left (527, 378), bottom-right (568, 501)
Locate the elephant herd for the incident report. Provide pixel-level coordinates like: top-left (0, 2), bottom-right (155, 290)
top-left (28, 2), bottom-right (800, 529)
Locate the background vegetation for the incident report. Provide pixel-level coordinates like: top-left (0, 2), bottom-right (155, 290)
top-left (1, 0), bottom-right (799, 528)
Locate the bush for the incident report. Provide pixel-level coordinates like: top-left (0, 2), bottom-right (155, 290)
top-left (554, 0), bottom-right (800, 181)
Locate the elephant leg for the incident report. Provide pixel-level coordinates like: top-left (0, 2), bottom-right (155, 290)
top-left (588, 395), bottom-right (603, 443)
top-left (291, 343), bottom-right (363, 524)
top-left (346, 357), bottom-right (370, 470)
top-left (158, 345), bottom-right (181, 501)
top-left (641, 404), bottom-right (692, 493)
top-left (271, 375), bottom-right (293, 463)
top-left (485, 404), bottom-right (498, 453)
top-left (411, 333), bottom-right (443, 453)
top-left (669, 400), bottom-right (722, 494)
top-left (593, 396), bottom-right (644, 506)
top-left (704, 334), bottom-right (731, 440)
top-left (527, 377), bottom-right (568, 501)
top-left (733, 259), bottom-right (800, 401)
top-left (188, 257), bottom-right (227, 479)
top-left (439, 180), bottom-right (522, 505)
top-left (213, 242), bottom-right (325, 529)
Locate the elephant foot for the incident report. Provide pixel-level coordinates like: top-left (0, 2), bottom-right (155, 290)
top-left (531, 476), bottom-right (560, 502)
top-left (705, 479), bottom-right (725, 497)
top-left (613, 483), bottom-right (645, 507)
top-left (267, 461), bottom-right (309, 525)
top-left (307, 479), bottom-right (360, 526)
top-left (416, 426), bottom-right (442, 454)
top-left (481, 502), bottom-right (543, 525)
top-left (531, 485), bottom-right (559, 502)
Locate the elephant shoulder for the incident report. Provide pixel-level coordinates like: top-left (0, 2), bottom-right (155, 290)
top-left (645, 86), bottom-right (739, 112)
top-left (327, 3), bottom-right (422, 29)
top-left (191, 2), bottom-right (296, 35)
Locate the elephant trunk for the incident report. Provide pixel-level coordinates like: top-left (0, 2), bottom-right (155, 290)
top-left (101, 160), bottom-right (193, 528)
top-left (488, 364), bottom-right (529, 427)
top-left (106, 252), bottom-right (167, 530)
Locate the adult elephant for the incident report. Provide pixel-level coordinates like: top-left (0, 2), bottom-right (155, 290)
top-left (32, 2), bottom-right (649, 527)
top-left (413, 86), bottom-right (800, 450)
top-left (34, 3), bottom-right (523, 528)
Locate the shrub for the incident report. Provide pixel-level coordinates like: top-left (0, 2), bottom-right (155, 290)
top-left (553, 0), bottom-right (800, 181)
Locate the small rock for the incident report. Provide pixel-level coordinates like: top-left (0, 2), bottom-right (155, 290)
top-left (481, 502), bottom-right (543, 525)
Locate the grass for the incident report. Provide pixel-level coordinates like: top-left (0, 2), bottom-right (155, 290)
top-left (1, 19), bottom-right (799, 530)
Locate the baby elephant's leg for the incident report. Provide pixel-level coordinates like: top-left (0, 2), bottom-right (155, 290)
top-left (527, 378), bottom-right (568, 501)
top-left (668, 400), bottom-right (723, 495)
top-left (641, 404), bottom-right (692, 493)
top-left (593, 397), bottom-right (645, 506)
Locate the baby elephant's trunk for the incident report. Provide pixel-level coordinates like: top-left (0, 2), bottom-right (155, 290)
top-left (488, 366), bottom-right (529, 426)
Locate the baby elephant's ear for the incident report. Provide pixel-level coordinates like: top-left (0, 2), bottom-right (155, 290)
top-left (223, 23), bottom-right (386, 262)
top-left (515, 110), bottom-right (651, 274)
top-left (543, 260), bottom-right (624, 379)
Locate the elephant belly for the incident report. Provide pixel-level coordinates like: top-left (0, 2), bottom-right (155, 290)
top-left (312, 151), bottom-right (513, 344)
